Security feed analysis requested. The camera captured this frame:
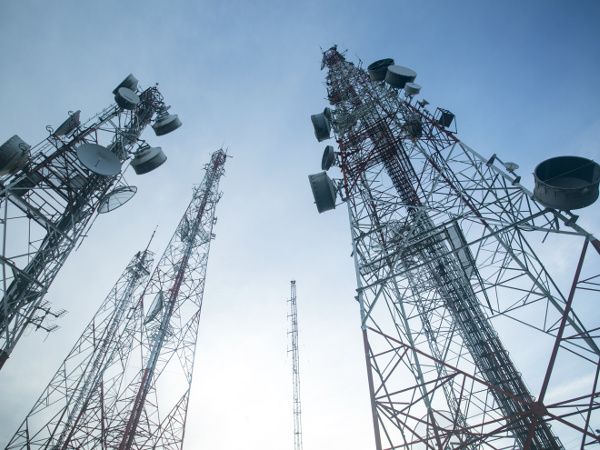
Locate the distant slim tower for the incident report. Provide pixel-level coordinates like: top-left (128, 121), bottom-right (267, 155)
top-left (309, 46), bottom-right (600, 449)
top-left (288, 280), bottom-right (303, 450)
top-left (6, 148), bottom-right (227, 449)
top-left (0, 74), bottom-right (182, 369)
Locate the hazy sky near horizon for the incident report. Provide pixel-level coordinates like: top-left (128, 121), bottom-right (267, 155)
top-left (1, 1), bottom-right (599, 449)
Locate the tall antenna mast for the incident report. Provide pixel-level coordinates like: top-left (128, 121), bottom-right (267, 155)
top-left (0, 74), bottom-right (182, 370)
top-left (309, 45), bottom-right (600, 448)
top-left (6, 148), bottom-right (227, 449)
top-left (288, 280), bottom-right (303, 450)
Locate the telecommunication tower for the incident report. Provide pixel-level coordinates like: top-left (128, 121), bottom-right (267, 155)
top-left (309, 46), bottom-right (600, 449)
top-left (288, 280), bottom-right (304, 450)
top-left (6, 148), bottom-right (227, 449)
top-left (0, 74), bottom-right (182, 370)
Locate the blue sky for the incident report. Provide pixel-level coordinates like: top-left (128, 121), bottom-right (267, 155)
top-left (1, 1), bottom-right (599, 449)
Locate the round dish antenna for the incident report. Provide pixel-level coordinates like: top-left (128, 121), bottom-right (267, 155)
top-left (53, 110), bottom-right (81, 137)
top-left (311, 108), bottom-right (332, 142)
top-left (404, 82), bottom-right (422, 96)
top-left (503, 162), bottom-right (519, 173)
top-left (368, 58), bottom-right (394, 82)
top-left (534, 156), bottom-right (600, 210)
top-left (152, 106), bottom-right (182, 136)
top-left (308, 172), bottom-right (337, 213)
top-left (130, 146), bottom-right (167, 175)
top-left (76, 143), bottom-right (122, 176)
top-left (322, 145), bottom-right (336, 171)
top-left (385, 65), bottom-right (417, 89)
top-left (115, 87), bottom-right (140, 110)
top-left (112, 74), bottom-right (139, 95)
top-left (0, 135), bottom-right (31, 176)
top-left (98, 185), bottom-right (137, 214)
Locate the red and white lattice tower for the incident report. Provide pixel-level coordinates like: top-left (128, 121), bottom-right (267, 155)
top-left (309, 46), bottom-right (600, 449)
top-left (0, 75), bottom-right (182, 370)
top-left (6, 148), bottom-right (227, 449)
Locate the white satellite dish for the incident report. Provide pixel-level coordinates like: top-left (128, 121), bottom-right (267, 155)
top-left (504, 162), bottom-right (519, 173)
top-left (130, 146), bottom-right (167, 174)
top-left (115, 87), bottom-right (140, 110)
top-left (76, 143), bottom-right (122, 176)
top-left (98, 185), bottom-right (137, 214)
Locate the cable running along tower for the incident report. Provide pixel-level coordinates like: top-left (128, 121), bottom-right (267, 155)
top-left (6, 148), bottom-right (227, 449)
top-left (288, 280), bottom-right (304, 450)
top-left (0, 75), bottom-right (182, 369)
top-left (309, 46), bottom-right (600, 449)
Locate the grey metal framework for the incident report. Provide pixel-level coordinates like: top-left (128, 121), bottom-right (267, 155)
top-left (288, 280), bottom-right (303, 450)
top-left (312, 46), bottom-right (600, 449)
top-left (6, 149), bottom-right (227, 449)
top-left (0, 81), bottom-right (176, 369)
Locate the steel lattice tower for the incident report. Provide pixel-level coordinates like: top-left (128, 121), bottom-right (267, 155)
top-left (6, 148), bottom-right (227, 449)
top-left (309, 46), bottom-right (600, 449)
top-left (0, 75), bottom-right (181, 370)
top-left (288, 280), bottom-right (303, 450)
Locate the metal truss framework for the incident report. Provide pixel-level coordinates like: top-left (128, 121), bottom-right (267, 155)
top-left (317, 46), bottom-right (600, 449)
top-left (0, 84), bottom-right (170, 369)
top-left (6, 149), bottom-right (227, 449)
top-left (288, 280), bottom-right (304, 450)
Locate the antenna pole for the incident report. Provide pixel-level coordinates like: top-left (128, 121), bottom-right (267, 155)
top-left (288, 280), bottom-right (303, 450)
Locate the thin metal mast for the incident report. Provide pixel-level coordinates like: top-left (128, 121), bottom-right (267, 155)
top-left (0, 77), bottom-right (180, 370)
top-left (288, 280), bottom-right (303, 450)
top-left (5, 149), bottom-right (227, 450)
top-left (310, 46), bottom-right (600, 449)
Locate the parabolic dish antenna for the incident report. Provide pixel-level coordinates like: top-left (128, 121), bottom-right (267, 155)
top-left (308, 172), bottom-right (337, 213)
top-left (504, 162), bottom-right (519, 173)
top-left (152, 114), bottom-right (182, 136)
top-left (115, 87), bottom-right (140, 110)
top-left (311, 109), bottom-right (331, 142)
top-left (98, 185), bottom-right (137, 214)
top-left (53, 110), bottom-right (81, 136)
top-left (322, 145), bottom-right (335, 171)
top-left (130, 146), bottom-right (167, 175)
top-left (367, 58), bottom-right (395, 82)
top-left (385, 65), bottom-right (417, 89)
top-left (533, 156), bottom-right (600, 210)
top-left (76, 143), bottom-right (122, 176)
top-left (112, 74), bottom-right (139, 95)
top-left (0, 135), bottom-right (31, 176)
top-left (404, 82), bottom-right (422, 96)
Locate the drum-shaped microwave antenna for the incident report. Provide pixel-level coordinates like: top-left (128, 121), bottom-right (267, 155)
top-left (152, 113), bottom-right (182, 136)
top-left (115, 87), bottom-right (140, 110)
top-left (368, 58), bottom-right (395, 82)
top-left (533, 156), bottom-right (600, 210)
top-left (76, 143), bottom-right (122, 176)
top-left (53, 110), bottom-right (81, 137)
top-left (322, 145), bottom-right (336, 171)
top-left (0, 135), bottom-right (31, 176)
top-left (311, 108), bottom-right (332, 142)
top-left (385, 65), bottom-right (417, 89)
top-left (130, 146), bottom-right (167, 175)
top-left (98, 185), bottom-right (137, 214)
top-left (308, 172), bottom-right (337, 213)
top-left (404, 82), bottom-right (422, 96)
top-left (112, 74), bottom-right (139, 95)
